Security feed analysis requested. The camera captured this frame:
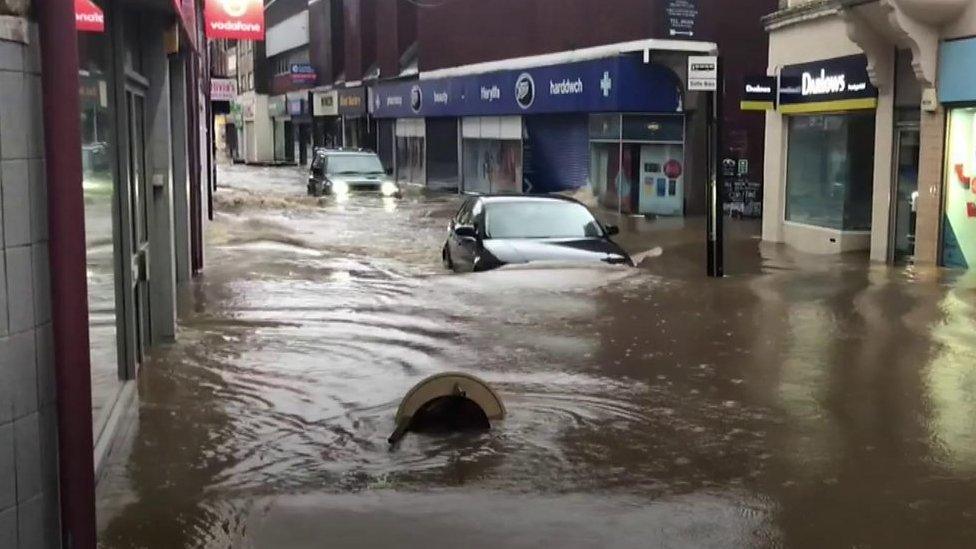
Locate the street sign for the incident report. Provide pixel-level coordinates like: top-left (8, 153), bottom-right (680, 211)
top-left (688, 56), bottom-right (718, 91)
top-left (210, 78), bottom-right (237, 102)
top-left (738, 159), bottom-right (749, 176)
top-left (665, 0), bottom-right (700, 39)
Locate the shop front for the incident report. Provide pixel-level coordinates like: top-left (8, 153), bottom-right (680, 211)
top-left (394, 117), bottom-right (426, 185)
top-left (461, 116), bottom-right (522, 194)
top-left (238, 92), bottom-right (275, 164)
top-left (938, 37), bottom-right (976, 269)
top-left (75, 0), bottom-right (210, 469)
top-left (287, 92), bottom-right (312, 165)
top-left (312, 89), bottom-right (341, 148)
top-left (338, 87), bottom-right (374, 149)
top-left (372, 55), bottom-right (685, 200)
top-left (269, 94), bottom-right (293, 163)
top-left (762, 52), bottom-right (880, 255)
top-left (589, 113), bottom-right (686, 215)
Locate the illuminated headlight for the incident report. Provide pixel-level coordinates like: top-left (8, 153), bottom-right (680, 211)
top-left (381, 181), bottom-right (398, 197)
top-left (332, 180), bottom-right (349, 195)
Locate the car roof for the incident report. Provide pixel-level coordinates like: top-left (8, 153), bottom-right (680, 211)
top-left (314, 148), bottom-right (377, 156)
top-left (474, 194), bottom-right (587, 206)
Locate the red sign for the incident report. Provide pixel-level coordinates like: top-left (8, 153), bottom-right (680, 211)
top-left (211, 78), bottom-right (237, 101)
top-left (204, 0), bottom-right (265, 41)
top-left (75, 0), bottom-right (105, 33)
top-left (664, 159), bottom-right (683, 179)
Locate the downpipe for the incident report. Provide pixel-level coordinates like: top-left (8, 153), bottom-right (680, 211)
top-left (37, 0), bottom-right (98, 546)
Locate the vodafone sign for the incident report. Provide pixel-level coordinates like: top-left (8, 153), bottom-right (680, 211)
top-left (205, 0), bottom-right (265, 41)
top-left (75, 0), bottom-right (105, 33)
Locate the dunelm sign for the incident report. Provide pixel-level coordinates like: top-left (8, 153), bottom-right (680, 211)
top-left (371, 56), bottom-right (682, 119)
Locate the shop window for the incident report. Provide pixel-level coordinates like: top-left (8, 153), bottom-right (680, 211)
top-left (78, 14), bottom-right (123, 435)
top-left (589, 142), bottom-right (620, 211)
top-left (943, 108), bottom-right (976, 269)
top-left (396, 136), bottom-right (426, 184)
top-left (462, 139), bottom-right (522, 194)
top-left (785, 113), bottom-right (875, 230)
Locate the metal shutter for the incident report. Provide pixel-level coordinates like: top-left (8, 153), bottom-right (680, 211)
top-left (522, 114), bottom-right (589, 194)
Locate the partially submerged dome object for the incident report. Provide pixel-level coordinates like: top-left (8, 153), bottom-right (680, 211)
top-left (389, 372), bottom-right (505, 444)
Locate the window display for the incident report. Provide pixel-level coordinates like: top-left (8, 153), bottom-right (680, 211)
top-left (79, 12), bottom-right (123, 435)
top-left (461, 139), bottom-right (522, 194)
top-left (395, 136), bottom-right (425, 185)
top-left (943, 108), bottom-right (976, 269)
top-left (785, 113), bottom-right (875, 230)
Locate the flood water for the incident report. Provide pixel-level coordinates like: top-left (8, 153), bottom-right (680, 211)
top-left (96, 164), bottom-right (976, 548)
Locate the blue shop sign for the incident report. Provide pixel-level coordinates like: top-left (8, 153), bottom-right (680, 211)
top-left (940, 38), bottom-right (976, 103)
top-left (372, 56), bottom-right (682, 119)
top-left (288, 98), bottom-right (304, 116)
top-left (290, 63), bottom-right (316, 84)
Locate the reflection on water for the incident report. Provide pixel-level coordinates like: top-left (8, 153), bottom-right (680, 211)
top-left (97, 165), bottom-right (976, 548)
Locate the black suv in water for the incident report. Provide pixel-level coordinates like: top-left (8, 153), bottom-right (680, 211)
top-left (307, 148), bottom-right (401, 198)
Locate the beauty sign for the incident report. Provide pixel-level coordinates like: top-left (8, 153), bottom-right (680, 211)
top-left (204, 0), bottom-right (265, 41)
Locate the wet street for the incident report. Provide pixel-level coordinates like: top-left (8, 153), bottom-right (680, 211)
top-left (96, 163), bottom-right (976, 548)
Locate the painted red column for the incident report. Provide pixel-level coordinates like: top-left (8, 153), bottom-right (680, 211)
top-left (36, 0), bottom-right (98, 546)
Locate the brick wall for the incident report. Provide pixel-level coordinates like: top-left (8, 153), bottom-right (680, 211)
top-left (0, 23), bottom-right (61, 549)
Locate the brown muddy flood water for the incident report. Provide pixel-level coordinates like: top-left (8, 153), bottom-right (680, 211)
top-left (96, 166), bottom-right (976, 548)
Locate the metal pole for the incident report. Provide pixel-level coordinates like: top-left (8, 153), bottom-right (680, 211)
top-left (37, 0), bottom-right (98, 546)
top-left (707, 57), bottom-right (725, 278)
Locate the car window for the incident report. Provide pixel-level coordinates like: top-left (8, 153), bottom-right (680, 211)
top-left (311, 154), bottom-right (325, 174)
top-left (326, 154), bottom-right (385, 175)
top-left (471, 200), bottom-right (484, 226)
top-left (486, 201), bottom-right (605, 239)
top-left (456, 199), bottom-right (475, 225)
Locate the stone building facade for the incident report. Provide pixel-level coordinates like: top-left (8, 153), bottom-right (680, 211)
top-left (0, 11), bottom-right (61, 549)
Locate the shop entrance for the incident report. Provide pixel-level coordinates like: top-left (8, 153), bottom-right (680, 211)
top-left (890, 125), bottom-right (920, 263)
top-left (639, 144), bottom-right (685, 216)
top-left (123, 86), bottom-right (152, 366)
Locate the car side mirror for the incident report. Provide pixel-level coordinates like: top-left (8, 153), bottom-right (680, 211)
top-left (605, 224), bottom-right (620, 236)
top-left (455, 226), bottom-right (478, 239)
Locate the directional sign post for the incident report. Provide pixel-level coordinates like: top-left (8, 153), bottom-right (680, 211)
top-left (688, 55), bottom-right (725, 278)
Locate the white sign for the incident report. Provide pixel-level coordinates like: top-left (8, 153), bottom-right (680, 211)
top-left (688, 56), bottom-right (718, 92)
top-left (313, 90), bottom-right (338, 116)
top-left (210, 78), bottom-right (237, 101)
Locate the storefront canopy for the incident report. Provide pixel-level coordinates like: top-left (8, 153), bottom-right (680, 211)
top-left (371, 56), bottom-right (683, 119)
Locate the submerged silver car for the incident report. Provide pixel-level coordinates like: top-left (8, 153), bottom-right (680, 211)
top-left (307, 149), bottom-right (401, 198)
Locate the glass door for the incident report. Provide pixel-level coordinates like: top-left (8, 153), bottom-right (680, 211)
top-left (891, 126), bottom-right (920, 263)
top-left (124, 86), bottom-right (151, 365)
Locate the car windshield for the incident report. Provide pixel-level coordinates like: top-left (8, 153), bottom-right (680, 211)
top-left (485, 201), bottom-right (605, 239)
top-left (327, 154), bottom-right (385, 175)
